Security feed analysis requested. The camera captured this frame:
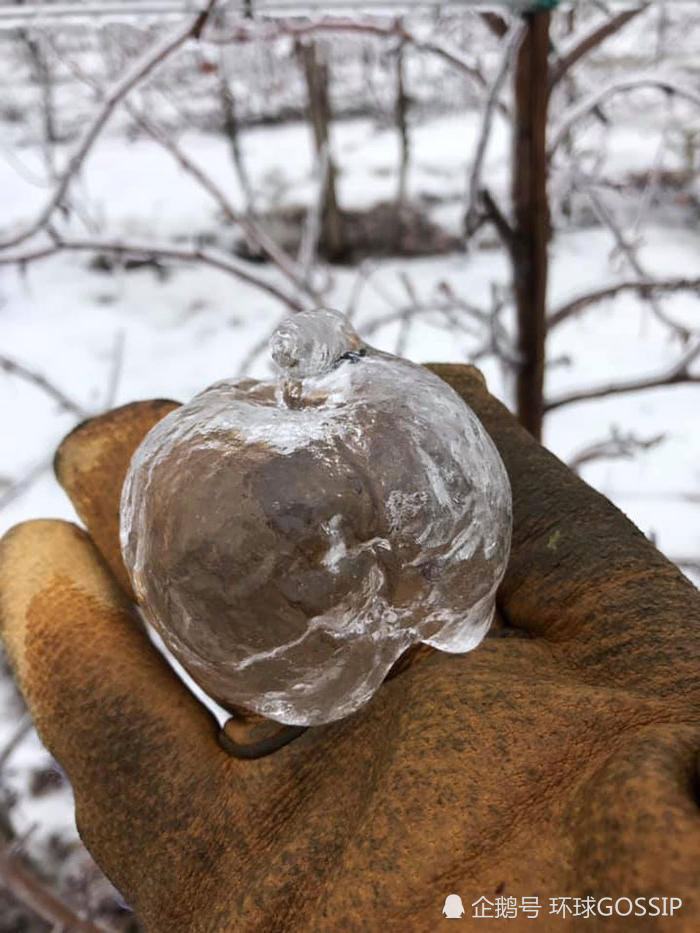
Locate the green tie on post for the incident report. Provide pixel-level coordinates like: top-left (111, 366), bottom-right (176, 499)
top-left (518, 0), bottom-right (561, 9)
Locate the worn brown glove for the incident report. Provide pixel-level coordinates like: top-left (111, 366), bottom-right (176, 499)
top-left (0, 364), bottom-right (698, 932)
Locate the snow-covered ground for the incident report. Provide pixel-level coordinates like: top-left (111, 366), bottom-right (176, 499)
top-left (2, 115), bottom-right (698, 567)
top-left (0, 7), bottom-right (698, 925)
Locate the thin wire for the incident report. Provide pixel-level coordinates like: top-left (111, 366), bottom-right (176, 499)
top-left (0, 2), bottom-right (611, 32)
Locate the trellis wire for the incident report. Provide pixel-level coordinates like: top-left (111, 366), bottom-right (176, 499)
top-left (0, 1), bottom-right (663, 32)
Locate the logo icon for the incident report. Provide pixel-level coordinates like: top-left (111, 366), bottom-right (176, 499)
top-left (443, 894), bottom-right (465, 919)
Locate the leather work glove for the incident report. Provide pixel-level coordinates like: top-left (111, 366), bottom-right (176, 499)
top-left (0, 364), bottom-right (698, 932)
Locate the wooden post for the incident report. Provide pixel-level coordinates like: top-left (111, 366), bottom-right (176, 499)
top-left (296, 40), bottom-right (346, 262)
top-left (512, 11), bottom-right (550, 441)
top-left (219, 58), bottom-right (256, 218)
top-left (394, 40), bottom-right (410, 249)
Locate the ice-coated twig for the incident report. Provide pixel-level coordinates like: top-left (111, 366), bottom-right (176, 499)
top-left (394, 37), bottom-right (409, 223)
top-left (479, 186), bottom-right (515, 253)
top-left (546, 341), bottom-right (700, 412)
top-left (0, 140), bottom-right (52, 188)
top-left (0, 236), bottom-right (305, 313)
top-left (104, 329), bottom-right (126, 410)
top-left (434, 280), bottom-right (490, 326)
top-left (470, 284), bottom-right (521, 371)
top-left (207, 16), bottom-right (499, 103)
top-left (549, 74), bottom-right (700, 158)
top-left (392, 271), bottom-right (420, 356)
top-left (360, 303), bottom-right (478, 342)
top-left (356, 271), bottom-right (508, 360)
top-left (464, 19), bottom-right (525, 238)
top-left (0, 328), bottom-right (130, 513)
top-left (630, 106), bottom-right (672, 238)
top-left (548, 278), bottom-right (700, 330)
top-left (0, 714), bottom-right (32, 774)
top-left (218, 45), bottom-right (257, 218)
top-left (343, 260), bottom-right (376, 321)
top-left (0, 1), bottom-right (218, 250)
top-left (125, 108), bottom-right (317, 303)
top-left (297, 142), bottom-right (330, 287)
top-left (549, 6), bottom-right (648, 90)
top-left (584, 184), bottom-right (697, 337)
top-left (359, 276), bottom-right (488, 344)
top-left (42, 35), bottom-right (317, 306)
top-left (0, 840), bottom-right (108, 933)
top-left (567, 427), bottom-right (666, 473)
top-left (479, 11), bottom-right (508, 39)
top-left (0, 355), bottom-right (88, 419)
top-left (674, 557), bottom-right (700, 575)
top-left (1, 325), bottom-right (145, 516)
top-left (0, 454), bottom-right (54, 511)
top-left (19, 31), bottom-right (58, 180)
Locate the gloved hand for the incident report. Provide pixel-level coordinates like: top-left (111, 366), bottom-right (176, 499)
top-left (0, 365), bottom-right (698, 932)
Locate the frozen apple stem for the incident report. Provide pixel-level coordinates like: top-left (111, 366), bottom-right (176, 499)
top-left (219, 715), bottom-right (308, 759)
top-left (270, 308), bottom-right (365, 379)
top-left (218, 642), bottom-right (434, 759)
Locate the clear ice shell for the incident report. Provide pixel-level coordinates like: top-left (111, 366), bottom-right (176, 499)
top-left (120, 309), bottom-right (512, 726)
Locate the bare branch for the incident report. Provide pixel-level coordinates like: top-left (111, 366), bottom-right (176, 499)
top-left (343, 260), bottom-right (378, 322)
top-left (549, 75), bottom-right (700, 158)
top-left (40, 33), bottom-right (316, 306)
top-left (295, 39), bottom-right (346, 262)
top-left (630, 103), bottom-right (674, 239)
top-left (104, 329), bottom-right (125, 410)
top-left (674, 557), bottom-right (700, 575)
top-left (479, 187), bottom-right (515, 253)
top-left (0, 356), bottom-right (88, 418)
top-left (1, 327), bottom-right (133, 516)
top-left (549, 6), bottom-right (647, 90)
top-left (546, 342), bottom-right (700, 412)
top-left (567, 427), bottom-right (665, 472)
top-left (405, 31), bottom-right (493, 101)
top-left (207, 16), bottom-right (495, 100)
top-left (19, 30), bottom-right (58, 179)
top-left (217, 45), bottom-right (256, 217)
top-left (0, 236), bottom-right (305, 312)
top-left (549, 278), bottom-right (700, 330)
top-left (126, 107), bottom-right (315, 301)
top-left (434, 281), bottom-right (490, 326)
top-left (584, 185), bottom-right (697, 337)
top-left (0, 841), bottom-right (108, 933)
top-left (297, 143), bottom-right (330, 286)
top-left (464, 20), bottom-right (525, 237)
top-left (358, 277), bottom-right (489, 347)
top-left (0, 715), bottom-right (32, 774)
top-left (360, 303), bottom-right (467, 343)
top-left (391, 272), bottom-right (430, 356)
top-left (394, 37), bottom-right (409, 227)
top-left (479, 12), bottom-right (509, 39)
top-left (0, 454), bottom-right (54, 511)
top-left (0, 3), bottom-right (217, 250)
top-left (470, 284), bottom-right (521, 370)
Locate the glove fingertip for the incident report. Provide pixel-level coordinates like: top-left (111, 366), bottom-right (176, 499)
top-left (53, 399), bottom-right (180, 598)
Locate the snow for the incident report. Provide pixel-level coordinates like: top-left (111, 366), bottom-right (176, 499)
top-left (1, 115), bottom-right (698, 569)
